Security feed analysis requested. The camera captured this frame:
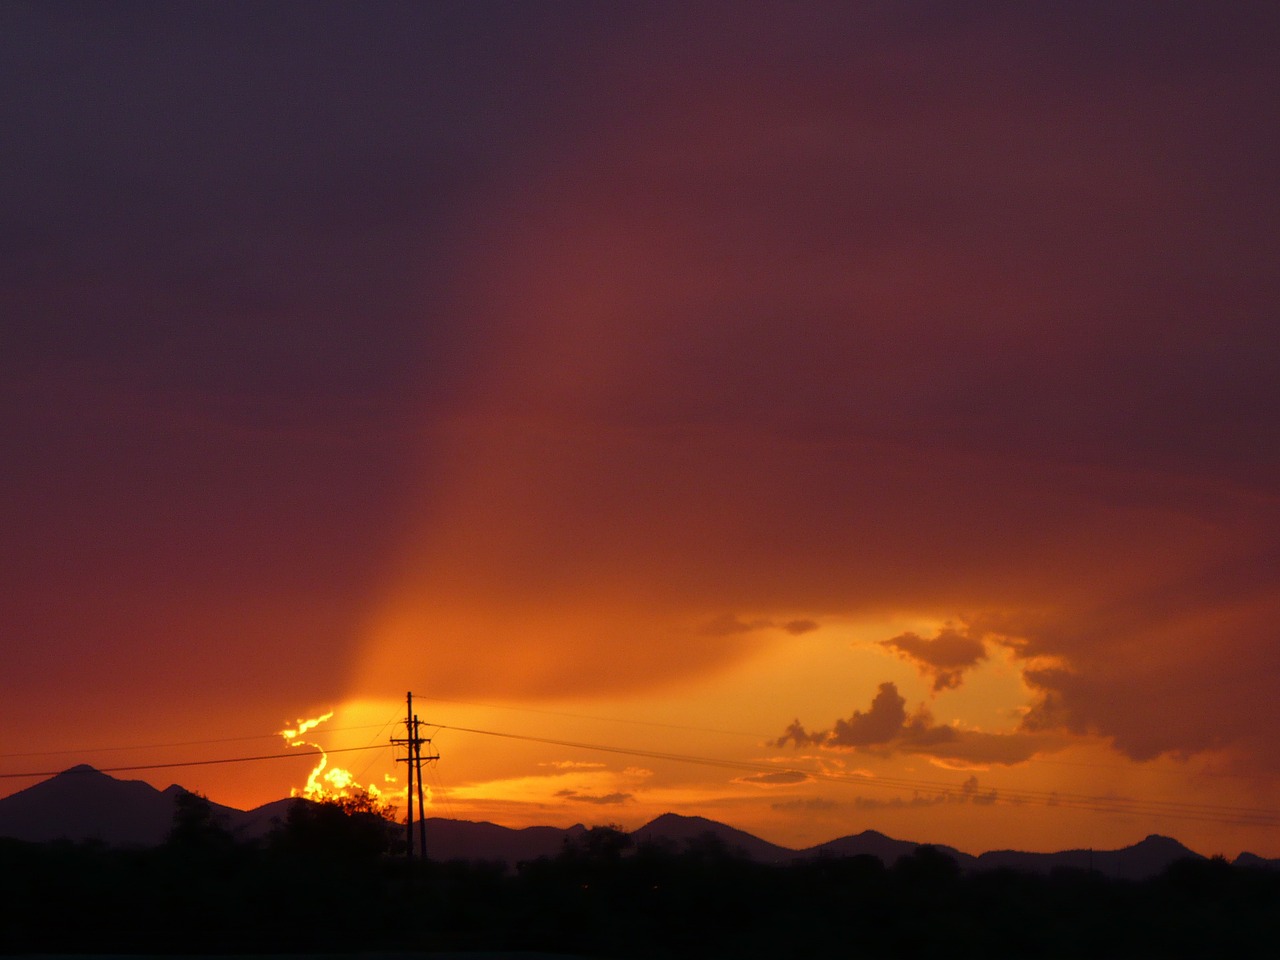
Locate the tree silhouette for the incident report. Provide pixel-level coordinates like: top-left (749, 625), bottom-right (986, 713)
top-left (267, 792), bottom-right (398, 865)
top-left (165, 790), bottom-right (236, 855)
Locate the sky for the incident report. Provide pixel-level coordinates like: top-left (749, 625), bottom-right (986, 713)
top-left (3, 0), bottom-right (1279, 858)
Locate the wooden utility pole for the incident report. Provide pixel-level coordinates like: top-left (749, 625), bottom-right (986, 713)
top-left (414, 711), bottom-right (428, 860)
top-left (391, 691), bottom-right (438, 863)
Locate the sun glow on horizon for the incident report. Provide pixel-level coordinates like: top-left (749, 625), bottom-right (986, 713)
top-left (278, 710), bottom-right (389, 806)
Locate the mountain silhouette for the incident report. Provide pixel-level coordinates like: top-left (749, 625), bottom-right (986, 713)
top-left (632, 812), bottom-right (795, 862)
top-left (808, 827), bottom-right (975, 867)
top-left (0, 765), bottom-right (1262, 879)
top-left (1234, 850), bottom-right (1280, 870)
top-left (976, 833), bottom-right (1204, 880)
top-left (0, 765), bottom-right (185, 845)
top-left (417, 816), bottom-right (588, 863)
top-left (0, 765), bottom-right (287, 846)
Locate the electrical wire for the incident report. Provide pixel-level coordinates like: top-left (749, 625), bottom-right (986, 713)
top-left (349, 711), bottom-right (404, 788)
top-left (0, 723), bottom-right (397, 761)
top-left (0, 744), bottom-right (389, 780)
top-left (426, 721), bottom-right (1280, 829)
top-left (4, 716), bottom-right (1277, 830)
top-left (423, 762), bottom-right (458, 823)
top-left (389, 695), bottom-right (1280, 785)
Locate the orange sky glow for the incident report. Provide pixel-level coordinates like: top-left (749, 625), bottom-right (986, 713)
top-left (2, 2), bottom-right (1279, 859)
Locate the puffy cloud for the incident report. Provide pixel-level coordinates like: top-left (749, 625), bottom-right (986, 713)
top-left (775, 720), bottom-right (826, 749)
top-left (831, 683), bottom-right (910, 747)
top-left (776, 683), bottom-right (910, 750)
top-left (774, 682), bottom-right (907, 749)
top-left (880, 626), bottom-right (987, 691)
top-left (777, 681), bottom-right (1059, 766)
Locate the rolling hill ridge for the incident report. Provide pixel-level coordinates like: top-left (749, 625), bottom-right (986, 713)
top-left (2, 765), bottom-right (1272, 879)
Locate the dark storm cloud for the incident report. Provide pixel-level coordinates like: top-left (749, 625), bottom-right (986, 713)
top-left (424, 0), bottom-right (1280, 770)
top-left (982, 547), bottom-right (1280, 766)
top-left (3, 1), bottom-right (1279, 787)
top-left (0, 0), bottom-right (635, 718)
top-left (1, 0), bottom-right (612, 392)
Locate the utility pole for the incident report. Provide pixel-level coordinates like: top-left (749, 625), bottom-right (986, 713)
top-left (391, 691), bottom-right (438, 863)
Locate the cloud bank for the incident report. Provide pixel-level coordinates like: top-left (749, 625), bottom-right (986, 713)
top-left (778, 682), bottom-right (1056, 767)
top-left (3, 4), bottom-right (1278, 805)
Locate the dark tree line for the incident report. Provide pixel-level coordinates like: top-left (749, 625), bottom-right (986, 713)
top-left (2, 799), bottom-right (1277, 957)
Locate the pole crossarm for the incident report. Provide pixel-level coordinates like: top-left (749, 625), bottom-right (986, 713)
top-left (390, 691), bottom-right (439, 862)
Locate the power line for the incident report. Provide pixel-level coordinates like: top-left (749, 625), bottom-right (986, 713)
top-left (350, 711), bottom-right (404, 787)
top-left (0, 724), bottom-right (395, 761)
top-left (383, 696), bottom-right (1279, 786)
top-left (5, 716), bottom-right (1277, 830)
top-left (0, 744), bottom-right (388, 781)
top-left (426, 721), bottom-right (1280, 829)
top-left (391, 692), bottom-right (437, 862)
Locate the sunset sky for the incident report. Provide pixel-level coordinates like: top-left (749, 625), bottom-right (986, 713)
top-left (3, 1), bottom-right (1279, 858)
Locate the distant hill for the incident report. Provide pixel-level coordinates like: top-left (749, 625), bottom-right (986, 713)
top-left (0, 765), bottom-right (290, 846)
top-left (419, 816), bottom-right (587, 863)
top-left (805, 827), bottom-right (976, 868)
top-left (1233, 851), bottom-right (1280, 870)
top-left (0, 765), bottom-right (190, 845)
top-left (633, 812), bottom-right (796, 862)
top-left (0, 765), bottom-right (1257, 880)
top-left (977, 834), bottom-right (1204, 880)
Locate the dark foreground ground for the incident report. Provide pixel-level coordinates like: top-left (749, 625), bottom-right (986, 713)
top-left (3, 802), bottom-right (1278, 958)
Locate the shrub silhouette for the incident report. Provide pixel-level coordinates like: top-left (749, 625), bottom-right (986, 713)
top-left (267, 792), bottom-right (398, 865)
top-left (4, 816), bottom-right (1278, 958)
top-left (165, 790), bottom-right (237, 856)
